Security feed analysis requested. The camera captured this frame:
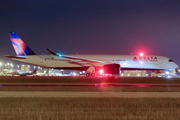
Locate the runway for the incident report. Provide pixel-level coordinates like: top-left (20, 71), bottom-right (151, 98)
top-left (1, 83), bottom-right (180, 87)
top-left (1, 91), bottom-right (180, 98)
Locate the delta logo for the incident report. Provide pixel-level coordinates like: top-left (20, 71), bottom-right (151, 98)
top-left (133, 56), bottom-right (158, 61)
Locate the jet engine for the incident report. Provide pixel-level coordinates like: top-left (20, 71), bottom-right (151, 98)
top-left (87, 64), bottom-right (120, 77)
top-left (102, 64), bottom-right (120, 74)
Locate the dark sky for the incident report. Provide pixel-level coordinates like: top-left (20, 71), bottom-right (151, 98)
top-left (1, 0), bottom-right (180, 65)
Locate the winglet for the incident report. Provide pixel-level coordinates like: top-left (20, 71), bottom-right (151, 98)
top-left (175, 69), bottom-right (180, 74)
top-left (46, 48), bottom-right (58, 56)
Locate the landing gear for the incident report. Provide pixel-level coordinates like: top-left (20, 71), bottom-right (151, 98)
top-left (86, 73), bottom-right (95, 77)
top-left (165, 74), bottom-right (168, 78)
top-left (91, 73), bottom-right (95, 77)
top-left (86, 73), bottom-right (90, 77)
top-left (165, 70), bottom-right (170, 78)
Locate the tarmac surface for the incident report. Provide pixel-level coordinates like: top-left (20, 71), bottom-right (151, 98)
top-left (1, 83), bottom-right (180, 87)
top-left (1, 91), bottom-right (180, 98)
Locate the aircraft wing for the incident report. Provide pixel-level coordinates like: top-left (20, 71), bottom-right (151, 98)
top-left (62, 55), bottom-right (104, 64)
top-left (46, 48), bottom-right (112, 65)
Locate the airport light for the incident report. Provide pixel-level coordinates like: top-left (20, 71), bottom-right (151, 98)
top-left (11, 64), bottom-right (13, 69)
top-left (38, 67), bottom-right (40, 70)
top-left (73, 73), bottom-right (77, 76)
top-left (7, 63), bottom-right (9, 69)
top-left (0, 62), bottom-right (2, 70)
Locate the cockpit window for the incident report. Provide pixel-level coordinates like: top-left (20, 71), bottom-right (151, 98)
top-left (169, 59), bottom-right (173, 62)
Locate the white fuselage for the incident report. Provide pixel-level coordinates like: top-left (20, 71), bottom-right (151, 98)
top-left (11, 54), bottom-right (178, 70)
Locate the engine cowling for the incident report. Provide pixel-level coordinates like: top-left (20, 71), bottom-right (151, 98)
top-left (103, 64), bottom-right (120, 74)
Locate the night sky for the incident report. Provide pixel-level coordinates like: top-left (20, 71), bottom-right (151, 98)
top-left (1, 0), bottom-right (180, 66)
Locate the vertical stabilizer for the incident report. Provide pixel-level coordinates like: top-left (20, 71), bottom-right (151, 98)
top-left (9, 32), bottom-right (36, 56)
top-left (175, 69), bottom-right (180, 75)
top-left (32, 69), bottom-right (37, 74)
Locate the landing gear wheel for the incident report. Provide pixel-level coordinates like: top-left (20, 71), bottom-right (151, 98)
top-left (86, 73), bottom-right (90, 77)
top-left (91, 73), bottom-right (95, 77)
top-left (165, 74), bottom-right (168, 78)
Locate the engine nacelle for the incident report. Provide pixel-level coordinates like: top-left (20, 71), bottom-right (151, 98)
top-left (103, 64), bottom-right (120, 74)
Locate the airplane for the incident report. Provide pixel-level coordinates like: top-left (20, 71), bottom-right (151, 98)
top-left (2, 69), bottom-right (37, 76)
top-left (152, 69), bottom-right (180, 78)
top-left (35, 69), bottom-right (49, 76)
top-left (4, 32), bottom-right (178, 77)
top-left (17, 69), bottom-right (37, 76)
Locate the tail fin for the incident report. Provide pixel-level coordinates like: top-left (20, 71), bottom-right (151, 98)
top-left (175, 69), bottom-right (180, 75)
top-left (46, 69), bottom-right (49, 74)
top-left (32, 69), bottom-right (37, 74)
top-left (8, 32), bottom-right (36, 56)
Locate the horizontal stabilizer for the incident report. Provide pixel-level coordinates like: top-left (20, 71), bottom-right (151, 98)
top-left (4, 55), bottom-right (26, 59)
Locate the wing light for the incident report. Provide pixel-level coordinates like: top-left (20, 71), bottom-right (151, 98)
top-left (58, 54), bottom-right (62, 57)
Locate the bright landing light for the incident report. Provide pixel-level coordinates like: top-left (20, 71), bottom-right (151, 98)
top-left (99, 69), bottom-right (104, 74)
top-left (166, 71), bottom-right (170, 74)
top-left (139, 52), bottom-right (144, 56)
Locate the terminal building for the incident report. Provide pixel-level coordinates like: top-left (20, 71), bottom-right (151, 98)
top-left (0, 62), bottom-right (180, 77)
top-left (21, 65), bottom-right (30, 72)
top-left (122, 70), bottom-right (148, 77)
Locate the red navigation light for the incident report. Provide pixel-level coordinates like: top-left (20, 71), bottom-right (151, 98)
top-left (139, 52), bottom-right (144, 56)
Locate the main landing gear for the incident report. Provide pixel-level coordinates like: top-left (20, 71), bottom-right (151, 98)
top-left (86, 73), bottom-right (95, 77)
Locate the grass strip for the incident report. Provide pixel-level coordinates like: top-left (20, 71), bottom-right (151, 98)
top-left (0, 98), bottom-right (179, 120)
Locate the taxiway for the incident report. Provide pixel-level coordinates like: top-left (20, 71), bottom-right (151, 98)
top-left (1, 91), bottom-right (180, 98)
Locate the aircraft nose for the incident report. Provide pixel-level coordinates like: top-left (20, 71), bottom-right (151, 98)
top-left (174, 62), bottom-right (179, 69)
